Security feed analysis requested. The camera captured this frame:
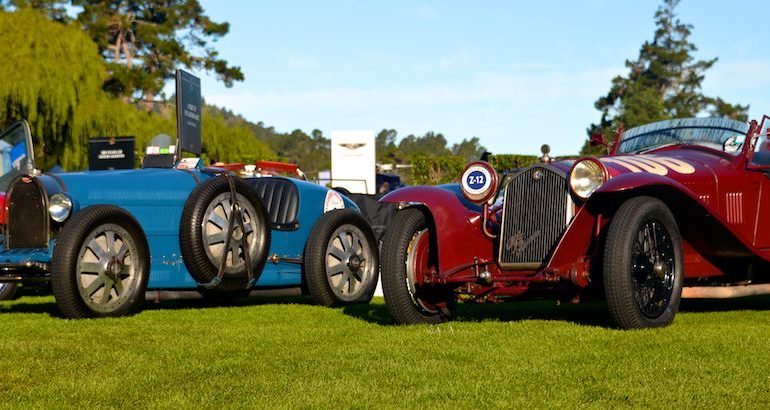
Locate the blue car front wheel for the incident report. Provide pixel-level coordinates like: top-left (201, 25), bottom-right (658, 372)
top-left (51, 205), bottom-right (150, 319)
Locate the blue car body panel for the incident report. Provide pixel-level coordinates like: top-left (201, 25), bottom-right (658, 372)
top-left (1, 167), bottom-right (357, 289)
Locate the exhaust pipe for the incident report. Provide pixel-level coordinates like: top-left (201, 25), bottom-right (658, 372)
top-left (682, 284), bottom-right (770, 299)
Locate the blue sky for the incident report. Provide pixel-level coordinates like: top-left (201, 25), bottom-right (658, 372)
top-left (196, 1), bottom-right (770, 156)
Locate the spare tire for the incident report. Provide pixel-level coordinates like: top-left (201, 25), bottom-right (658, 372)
top-left (180, 176), bottom-right (270, 292)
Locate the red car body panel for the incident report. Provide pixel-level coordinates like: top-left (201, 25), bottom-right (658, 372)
top-left (380, 186), bottom-right (494, 273)
top-left (381, 116), bottom-right (770, 298)
top-left (0, 192), bottom-right (6, 225)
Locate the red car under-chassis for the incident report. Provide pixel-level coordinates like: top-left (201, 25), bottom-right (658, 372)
top-left (379, 116), bottom-right (770, 329)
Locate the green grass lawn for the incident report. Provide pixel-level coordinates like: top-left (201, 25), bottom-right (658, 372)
top-left (1, 292), bottom-right (769, 408)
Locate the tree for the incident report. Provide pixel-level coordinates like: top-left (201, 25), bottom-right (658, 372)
top-left (375, 129), bottom-right (399, 163)
top-left (0, 10), bottom-right (271, 170)
top-left (2, 0), bottom-right (69, 21)
top-left (73, 0), bottom-right (243, 106)
top-left (398, 132), bottom-right (452, 159)
top-left (451, 136), bottom-right (486, 162)
top-left (581, 0), bottom-right (748, 155)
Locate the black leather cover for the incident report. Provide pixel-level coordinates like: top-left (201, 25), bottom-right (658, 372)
top-left (246, 177), bottom-right (299, 230)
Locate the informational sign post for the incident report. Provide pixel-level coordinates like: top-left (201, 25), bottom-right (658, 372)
top-left (330, 130), bottom-right (375, 194)
top-left (175, 69), bottom-right (202, 156)
top-left (88, 137), bottom-right (135, 171)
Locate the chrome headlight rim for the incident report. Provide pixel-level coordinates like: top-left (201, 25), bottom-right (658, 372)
top-left (48, 192), bottom-right (73, 223)
top-left (460, 161), bottom-right (499, 204)
top-left (569, 158), bottom-right (607, 201)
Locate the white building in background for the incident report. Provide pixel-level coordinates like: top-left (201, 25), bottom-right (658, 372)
top-left (330, 130), bottom-right (375, 194)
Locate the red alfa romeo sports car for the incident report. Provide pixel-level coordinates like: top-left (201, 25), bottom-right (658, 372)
top-left (379, 116), bottom-right (770, 329)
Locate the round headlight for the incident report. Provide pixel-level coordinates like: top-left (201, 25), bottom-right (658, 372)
top-left (49, 192), bottom-right (73, 223)
top-left (569, 159), bottom-right (606, 200)
top-left (460, 161), bottom-right (499, 204)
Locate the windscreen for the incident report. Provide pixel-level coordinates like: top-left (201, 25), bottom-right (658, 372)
top-left (616, 118), bottom-right (750, 155)
top-left (0, 122), bottom-right (34, 191)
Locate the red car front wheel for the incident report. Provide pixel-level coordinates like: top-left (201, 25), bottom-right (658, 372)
top-left (381, 208), bottom-right (456, 325)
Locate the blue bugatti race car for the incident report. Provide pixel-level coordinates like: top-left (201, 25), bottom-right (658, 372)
top-left (0, 71), bottom-right (379, 318)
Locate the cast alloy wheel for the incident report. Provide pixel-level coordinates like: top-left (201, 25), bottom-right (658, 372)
top-left (51, 205), bottom-right (149, 318)
top-left (604, 196), bottom-right (683, 329)
top-left (323, 224), bottom-right (374, 301)
top-left (75, 223), bottom-right (141, 313)
top-left (305, 209), bottom-right (379, 306)
top-left (180, 176), bottom-right (270, 292)
top-left (201, 191), bottom-right (260, 274)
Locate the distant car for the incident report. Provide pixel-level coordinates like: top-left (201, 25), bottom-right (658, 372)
top-left (214, 160), bottom-right (308, 180)
top-left (0, 119), bottom-right (379, 318)
top-left (379, 116), bottom-right (770, 329)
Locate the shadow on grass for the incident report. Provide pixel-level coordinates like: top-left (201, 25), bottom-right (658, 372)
top-left (5, 286), bottom-right (770, 325)
top-left (343, 299), bottom-right (616, 327)
top-left (143, 295), bottom-right (317, 312)
top-left (344, 295), bottom-right (770, 327)
top-left (1, 287), bottom-right (316, 317)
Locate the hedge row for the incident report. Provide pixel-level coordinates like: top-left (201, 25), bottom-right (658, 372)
top-left (410, 154), bottom-right (547, 185)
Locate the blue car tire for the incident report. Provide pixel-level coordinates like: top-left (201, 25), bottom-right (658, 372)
top-left (180, 176), bottom-right (271, 292)
top-left (51, 205), bottom-right (150, 318)
top-left (304, 209), bottom-right (379, 306)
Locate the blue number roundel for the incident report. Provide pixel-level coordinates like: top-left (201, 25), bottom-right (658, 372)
top-left (467, 170), bottom-right (486, 190)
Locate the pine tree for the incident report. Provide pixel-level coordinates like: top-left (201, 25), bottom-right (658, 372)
top-left (581, 0), bottom-right (748, 155)
top-left (73, 0), bottom-right (243, 106)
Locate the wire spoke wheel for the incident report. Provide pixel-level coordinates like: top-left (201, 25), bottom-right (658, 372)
top-left (324, 224), bottom-right (374, 301)
top-left (202, 192), bottom-right (260, 274)
top-left (631, 220), bottom-right (675, 318)
top-left (603, 196), bottom-right (683, 329)
top-left (75, 223), bottom-right (140, 313)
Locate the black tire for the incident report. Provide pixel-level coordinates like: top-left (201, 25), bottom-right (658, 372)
top-left (332, 187), bottom-right (351, 197)
top-left (381, 208), bottom-right (456, 325)
top-left (51, 206), bottom-right (150, 318)
top-left (180, 176), bottom-right (271, 292)
top-left (603, 196), bottom-right (684, 329)
top-left (0, 283), bottom-right (18, 301)
top-left (304, 209), bottom-right (379, 306)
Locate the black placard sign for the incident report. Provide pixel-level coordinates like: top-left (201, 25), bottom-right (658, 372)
top-left (88, 137), bottom-right (135, 170)
top-left (175, 69), bottom-right (202, 156)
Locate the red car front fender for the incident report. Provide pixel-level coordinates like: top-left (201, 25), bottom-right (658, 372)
top-left (380, 186), bottom-right (493, 273)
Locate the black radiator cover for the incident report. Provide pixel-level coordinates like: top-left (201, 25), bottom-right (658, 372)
top-left (7, 176), bottom-right (49, 249)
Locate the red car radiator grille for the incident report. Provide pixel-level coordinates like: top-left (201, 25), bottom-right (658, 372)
top-left (498, 166), bottom-right (568, 270)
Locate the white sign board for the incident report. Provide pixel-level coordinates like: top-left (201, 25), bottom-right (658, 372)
top-left (331, 130), bottom-right (375, 194)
